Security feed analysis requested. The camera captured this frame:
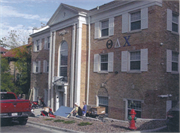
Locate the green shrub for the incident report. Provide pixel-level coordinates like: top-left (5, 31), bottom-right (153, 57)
top-left (78, 122), bottom-right (93, 126)
top-left (54, 119), bottom-right (65, 122)
top-left (63, 120), bottom-right (75, 124)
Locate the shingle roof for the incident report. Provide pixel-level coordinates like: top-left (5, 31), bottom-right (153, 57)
top-left (0, 47), bottom-right (8, 52)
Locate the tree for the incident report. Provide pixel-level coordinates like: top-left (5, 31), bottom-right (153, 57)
top-left (0, 57), bottom-right (22, 94)
top-left (13, 45), bottom-right (31, 95)
top-left (1, 30), bottom-right (30, 49)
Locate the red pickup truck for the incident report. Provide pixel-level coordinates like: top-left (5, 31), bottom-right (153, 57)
top-left (0, 92), bottom-right (31, 125)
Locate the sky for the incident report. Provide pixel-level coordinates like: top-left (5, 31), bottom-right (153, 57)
top-left (0, 0), bottom-right (111, 44)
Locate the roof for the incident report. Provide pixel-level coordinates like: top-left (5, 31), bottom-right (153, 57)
top-left (61, 3), bottom-right (89, 13)
top-left (0, 47), bottom-right (8, 52)
top-left (2, 44), bottom-right (32, 58)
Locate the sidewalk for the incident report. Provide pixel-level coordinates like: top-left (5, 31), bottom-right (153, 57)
top-left (28, 109), bottom-right (167, 132)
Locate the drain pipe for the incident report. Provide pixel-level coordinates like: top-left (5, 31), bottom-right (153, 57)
top-left (86, 16), bottom-right (91, 105)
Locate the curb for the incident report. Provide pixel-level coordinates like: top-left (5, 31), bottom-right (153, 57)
top-left (28, 118), bottom-right (167, 133)
top-left (28, 120), bottom-right (83, 133)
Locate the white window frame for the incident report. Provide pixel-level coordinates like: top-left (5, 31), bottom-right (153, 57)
top-left (100, 54), bottom-right (108, 71)
top-left (122, 8), bottom-right (148, 33)
top-left (33, 61), bottom-right (41, 73)
top-left (101, 20), bottom-right (109, 37)
top-left (121, 49), bottom-right (148, 72)
top-left (94, 17), bottom-right (114, 39)
top-left (130, 10), bottom-right (141, 31)
top-left (172, 13), bottom-right (179, 33)
top-left (130, 51), bottom-right (141, 71)
top-left (94, 52), bottom-right (114, 73)
top-left (36, 40), bottom-right (40, 51)
top-left (167, 49), bottom-right (179, 73)
top-left (167, 9), bottom-right (179, 34)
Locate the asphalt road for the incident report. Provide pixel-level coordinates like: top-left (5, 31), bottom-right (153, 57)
top-left (0, 120), bottom-right (66, 133)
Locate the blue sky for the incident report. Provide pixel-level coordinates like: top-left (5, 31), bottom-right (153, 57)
top-left (0, 0), bottom-right (111, 43)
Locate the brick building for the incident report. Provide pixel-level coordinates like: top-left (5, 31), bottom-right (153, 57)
top-left (30, 0), bottom-right (179, 120)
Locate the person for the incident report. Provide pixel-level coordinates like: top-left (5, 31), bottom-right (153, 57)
top-left (72, 102), bottom-right (79, 117)
top-left (17, 94), bottom-right (21, 99)
top-left (82, 101), bottom-right (87, 116)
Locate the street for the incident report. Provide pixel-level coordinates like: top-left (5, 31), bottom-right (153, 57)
top-left (1, 120), bottom-right (66, 133)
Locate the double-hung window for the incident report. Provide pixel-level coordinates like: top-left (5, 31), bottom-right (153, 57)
top-left (172, 51), bottom-right (178, 72)
top-left (47, 37), bottom-right (50, 49)
top-left (131, 11), bottom-right (141, 31)
top-left (94, 52), bottom-right (114, 73)
top-left (36, 40), bottom-right (39, 51)
top-left (167, 9), bottom-right (179, 33)
top-left (33, 61), bottom-right (41, 73)
top-left (121, 49), bottom-right (148, 72)
top-left (101, 20), bottom-right (109, 37)
top-left (122, 8), bottom-right (148, 33)
top-left (100, 54), bottom-right (108, 71)
top-left (130, 51), bottom-right (141, 70)
top-left (172, 13), bottom-right (178, 32)
top-left (167, 49), bottom-right (179, 73)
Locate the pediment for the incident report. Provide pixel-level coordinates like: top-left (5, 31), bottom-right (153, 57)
top-left (47, 4), bottom-right (79, 26)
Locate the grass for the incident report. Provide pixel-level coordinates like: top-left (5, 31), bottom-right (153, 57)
top-left (78, 122), bottom-right (93, 126)
top-left (54, 119), bottom-right (65, 122)
top-left (63, 120), bottom-right (75, 124)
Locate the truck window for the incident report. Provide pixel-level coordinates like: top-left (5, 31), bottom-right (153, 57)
top-left (0, 94), bottom-right (16, 100)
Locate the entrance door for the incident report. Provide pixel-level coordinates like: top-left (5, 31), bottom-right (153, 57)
top-left (59, 92), bottom-right (64, 107)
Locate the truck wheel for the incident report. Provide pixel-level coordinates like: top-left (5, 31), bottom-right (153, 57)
top-left (19, 119), bottom-right (27, 125)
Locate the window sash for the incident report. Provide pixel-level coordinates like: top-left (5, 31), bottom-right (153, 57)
top-left (131, 11), bottom-right (141, 31)
top-left (130, 51), bottom-right (140, 70)
top-left (36, 40), bottom-right (39, 51)
top-left (100, 54), bottom-right (108, 71)
top-left (101, 20), bottom-right (109, 36)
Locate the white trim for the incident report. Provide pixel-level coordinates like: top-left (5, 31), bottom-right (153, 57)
top-left (70, 24), bottom-right (76, 107)
top-left (74, 17), bottom-right (83, 105)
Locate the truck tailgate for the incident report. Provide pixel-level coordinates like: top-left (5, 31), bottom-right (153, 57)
top-left (0, 99), bottom-right (31, 113)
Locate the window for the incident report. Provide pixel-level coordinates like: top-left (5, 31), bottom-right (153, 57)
top-left (167, 9), bottom-right (179, 33)
top-left (94, 17), bottom-right (114, 38)
top-left (172, 52), bottom-right (178, 72)
top-left (100, 54), bottom-right (108, 71)
top-left (172, 13), bottom-right (178, 32)
top-left (130, 51), bottom-right (140, 70)
top-left (47, 37), bottom-right (50, 49)
top-left (99, 96), bottom-right (108, 113)
top-left (122, 8), bottom-right (148, 33)
top-left (43, 60), bottom-right (49, 73)
top-left (94, 52), bottom-right (114, 72)
top-left (128, 100), bottom-right (142, 118)
top-left (36, 40), bottom-right (39, 51)
top-left (131, 11), bottom-right (141, 31)
top-left (33, 61), bottom-right (41, 73)
top-left (59, 41), bottom-right (68, 78)
top-left (121, 49), bottom-right (148, 72)
top-left (167, 49), bottom-right (179, 73)
top-left (101, 20), bottom-right (109, 37)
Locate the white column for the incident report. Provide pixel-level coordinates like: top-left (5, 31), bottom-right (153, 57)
top-left (48, 32), bottom-right (53, 107)
top-left (51, 31), bottom-right (56, 111)
top-left (64, 85), bottom-right (67, 106)
top-left (70, 24), bottom-right (76, 107)
top-left (74, 18), bottom-right (83, 105)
